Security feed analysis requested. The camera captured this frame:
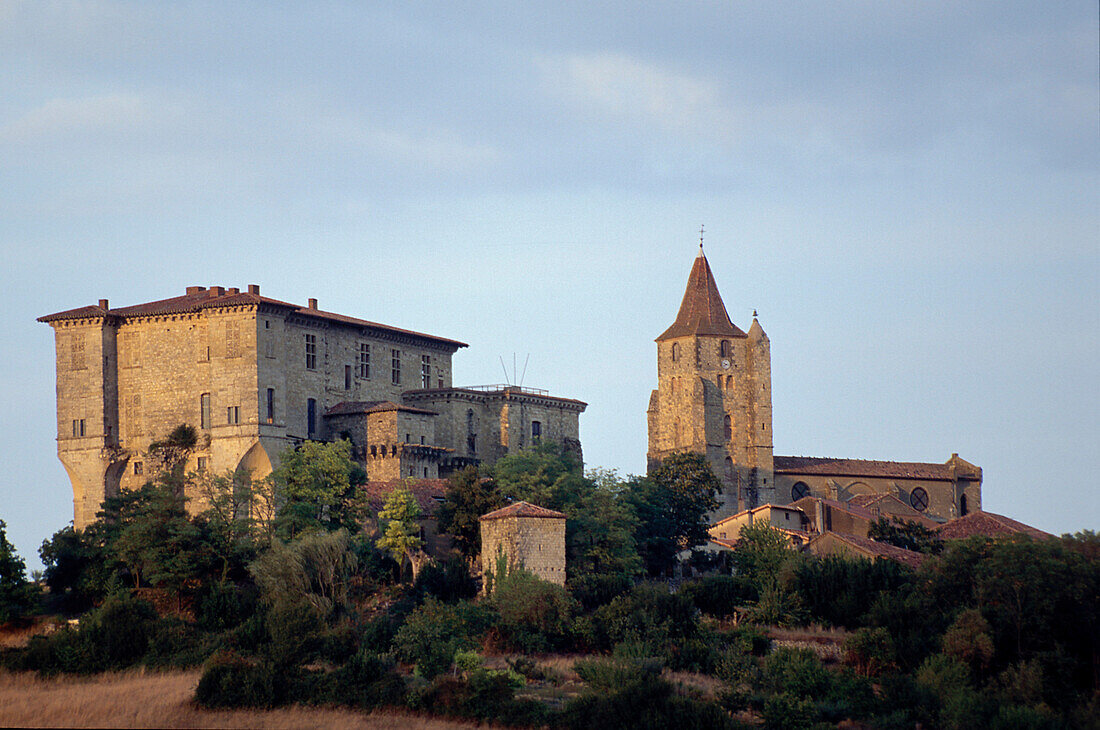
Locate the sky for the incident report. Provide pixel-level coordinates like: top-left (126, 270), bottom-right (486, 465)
top-left (1, 1), bottom-right (1097, 570)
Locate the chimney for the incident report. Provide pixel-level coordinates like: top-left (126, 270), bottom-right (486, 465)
top-left (210, 286), bottom-right (225, 297)
top-left (815, 499), bottom-right (826, 534)
top-left (308, 298), bottom-right (318, 310)
top-left (186, 286), bottom-right (206, 295)
top-left (98, 299), bottom-right (109, 309)
top-left (227, 287), bottom-right (239, 295)
top-left (247, 284), bottom-right (260, 295)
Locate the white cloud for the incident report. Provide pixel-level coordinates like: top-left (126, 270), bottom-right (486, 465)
top-left (0, 93), bottom-right (148, 143)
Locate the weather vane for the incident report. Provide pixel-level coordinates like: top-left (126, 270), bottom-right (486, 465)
top-left (699, 224), bottom-right (705, 251)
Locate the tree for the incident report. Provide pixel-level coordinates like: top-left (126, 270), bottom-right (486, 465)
top-left (190, 467), bottom-right (273, 581)
top-left (271, 440), bottom-right (367, 537)
top-left (376, 486), bottom-right (427, 581)
top-left (0, 519), bottom-right (37, 623)
top-left (249, 529), bottom-right (358, 615)
top-left (870, 516), bottom-right (944, 554)
top-left (437, 466), bottom-right (505, 561)
top-left (628, 453), bottom-right (721, 575)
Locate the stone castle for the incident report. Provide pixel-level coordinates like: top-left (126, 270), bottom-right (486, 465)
top-left (39, 286), bottom-right (585, 529)
top-left (648, 246), bottom-right (982, 523)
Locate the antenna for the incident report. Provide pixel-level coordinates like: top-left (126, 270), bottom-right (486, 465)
top-left (519, 353), bottom-right (530, 387)
top-left (499, 355), bottom-right (511, 385)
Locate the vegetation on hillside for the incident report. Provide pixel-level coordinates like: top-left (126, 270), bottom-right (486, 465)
top-left (2, 435), bottom-right (1098, 729)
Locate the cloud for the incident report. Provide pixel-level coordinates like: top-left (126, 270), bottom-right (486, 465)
top-left (0, 92), bottom-right (148, 143)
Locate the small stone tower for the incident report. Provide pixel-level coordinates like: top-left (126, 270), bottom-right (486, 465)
top-left (647, 246), bottom-right (774, 518)
top-left (479, 501), bottom-right (567, 588)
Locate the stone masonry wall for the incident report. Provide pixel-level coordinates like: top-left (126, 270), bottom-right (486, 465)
top-left (480, 515), bottom-right (566, 588)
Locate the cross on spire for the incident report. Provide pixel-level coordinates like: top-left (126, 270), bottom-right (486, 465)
top-left (699, 224), bottom-right (705, 251)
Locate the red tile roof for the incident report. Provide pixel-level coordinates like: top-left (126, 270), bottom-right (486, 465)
top-left (812, 532), bottom-right (928, 570)
top-left (935, 511), bottom-right (1051, 541)
top-left (775, 455), bottom-right (956, 481)
top-left (325, 401), bottom-right (437, 417)
top-left (789, 495), bottom-right (880, 523)
top-left (656, 251), bottom-right (746, 341)
top-left (362, 480), bottom-right (449, 516)
top-left (38, 287), bottom-right (467, 349)
top-left (847, 494), bottom-right (940, 528)
top-left (479, 501), bottom-right (566, 521)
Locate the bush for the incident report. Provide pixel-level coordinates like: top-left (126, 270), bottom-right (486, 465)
top-left (413, 669), bottom-right (545, 726)
top-left (680, 575), bottom-right (755, 618)
top-left (196, 582), bottom-right (255, 632)
top-left (759, 647), bottom-right (832, 699)
top-left (264, 597), bottom-right (324, 667)
top-left (144, 617), bottom-right (211, 668)
top-left (843, 626), bottom-right (896, 677)
top-left (413, 557), bottom-right (478, 604)
top-left (575, 656), bottom-right (661, 692)
top-left (489, 569), bottom-right (575, 652)
top-left (195, 651), bottom-right (281, 708)
top-left (568, 572), bottom-right (633, 611)
top-left (307, 650), bottom-right (406, 709)
top-left (561, 673), bottom-right (746, 730)
top-left (591, 583), bottom-right (700, 649)
top-left (392, 598), bottom-right (492, 678)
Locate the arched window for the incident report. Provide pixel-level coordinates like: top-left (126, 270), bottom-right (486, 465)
top-left (720, 340), bottom-right (731, 358)
top-left (723, 414), bottom-right (732, 441)
top-left (791, 482), bottom-right (811, 501)
top-left (725, 457), bottom-right (733, 480)
top-left (671, 342), bottom-right (680, 362)
top-left (959, 494), bottom-right (968, 516)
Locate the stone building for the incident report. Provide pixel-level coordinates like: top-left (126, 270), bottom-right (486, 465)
top-left (479, 501), bottom-right (567, 588)
top-left (648, 247), bottom-right (981, 523)
top-left (39, 285), bottom-right (585, 529)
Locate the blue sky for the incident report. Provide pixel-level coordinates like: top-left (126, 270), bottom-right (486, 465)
top-left (1, 1), bottom-right (1096, 569)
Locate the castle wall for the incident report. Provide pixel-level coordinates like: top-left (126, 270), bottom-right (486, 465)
top-left (480, 515), bottom-right (566, 587)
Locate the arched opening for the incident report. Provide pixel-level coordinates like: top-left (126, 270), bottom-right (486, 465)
top-left (723, 414), bottom-right (732, 441)
top-left (960, 493), bottom-right (968, 516)
top-left (725, 457), bottom-right (733, 480)
top-left (671, 342), bottom-right (680, 362)
top-left (720, 340), bottom-right (731, 358)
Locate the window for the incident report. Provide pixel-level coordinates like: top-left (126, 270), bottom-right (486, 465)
top-left (960, 494), bottom-right (968, 516)
top-left (391, 349), bottom-right (400, 385)
top-left (307, 398), bottom-right (316, 438)
top-left (70, 334), bottom-right (86, 370)
top-left (725, 456), bottom-right (734, 480)
top-left (466, 409), bottom-right (477, 456)
top-left (723, 415), bottom-right (732, 440)
top-left (791, 482), bottom-right (811, 501)
top-left (305, 334), bottom-right (317, 370)
top-left (720, 339), bottom-right (731, 358)
top-left (910, 487), bottom-right (929, 512)
top-left (423, 467), bottom-right (429, 478)
top-left (358, 343), bottom-right (370, 378)
top-left (72, 419), bottom-right (85, 437)
top-left (421, 355), bottom-right (431, 388)
top-left (133, 462), bottom-right (143, 476)
top-left (532, 420), bottom-right (541, 443)
top-left (266, 388), bottom-right (275, 423)
top-left (225, 321), bottom-right (240, 358)
top-left (345, 364), bottom-right (352, 390)
top-left (227, 405), bottom-right (240, 425)
top-left (200, 393), bottom-right (211, 429)
top-left (671, 342), bottom-right (681, 362)
top-left (197, 456), bottom-right (208, 472)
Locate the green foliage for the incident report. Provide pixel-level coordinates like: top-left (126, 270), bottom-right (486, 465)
top-left (436, 466), bottom-right (505, 561)
top-left (792, 553), bottom-right (911, 628)
top-left (272, 440), bottom-right (367, 537)
top-left (759, 647), bottom-right (833, 699)
top-left (263, 597), bottom-right (325, 667)
top-left (195, 651), bottom-right (281, 708)
top-left (39, 526), bottom-right (98, 612)
top-left (249, 529), bottom-right (358, 615)
top-left (0, 519), bottom-right (37, 623)
top-left (562, 672), bottom-right (746, 730)
top-left (196, 581), bottom-right (256, 632)
top-left (591, 583), bottom-right (700, 650)
top-left (376, 485), bottom-right (425, 581)
top-left (843, 626), bottom-right (896, 676)
top-left (870, 516), bottom-right (945, 554)
top-left (391, 598), bottom-right (491, 678)
top-left (629, 453), bottom-right (721, 576)
top-left (488, 569), bottom-right (575, 652)
top-left (567, 571), bottom-right (633, 611)
top-left (941, 607), bottom-right (994, 676)
top-left (413, 670), bottom-right (547, 727)
top-left (733, 521), bottom-right (797, 592)
top-left (412, 556), bottom-right (478, 604)
top-left (680, 575), bottom-right (755, 618)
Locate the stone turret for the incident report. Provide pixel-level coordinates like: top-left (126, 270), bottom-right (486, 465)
top-left (647, 247), bottom-right (774, 518)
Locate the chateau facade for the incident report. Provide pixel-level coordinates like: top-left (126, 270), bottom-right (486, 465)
top-left (40, 285), bottom-right (585, 529)
top-left (648, 248), bottom-right (981, 523)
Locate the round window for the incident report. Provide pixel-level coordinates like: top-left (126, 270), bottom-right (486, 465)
top-left (910, 487), bottom-right (930, 512)
top-left (791, 482), bottom-right (811, 501)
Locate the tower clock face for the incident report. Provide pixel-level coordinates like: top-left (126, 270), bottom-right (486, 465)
top-left (721, 359), bottom-right (731, 370)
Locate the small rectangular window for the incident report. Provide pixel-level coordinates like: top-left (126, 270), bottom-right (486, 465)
top-left (358, 343), bottom-right (370, 378)
top-left (200, 393), bottom-right (211, 429)
top-left (72, 419), bottom-right (85, 437)
top-left (133, 462), bottom-right (143, 476)
top-left (307, 398), bottom-right (316, 438)
top-left (532, 420), bottom-right (541, 443)
top-left (266, 388), bottom-right (275, 423)
top-left (227, 405), bottom-right (240, 425)
top-left (305, 333), bottom-right (317, 370)
top-left (197, 456), bottom-right (208, 472)
top-left (391, 349), bottom-right (400, 385)
top-left (345, 364), bottom-right (352, 390)
top-left (421, 355), bottom-right (431, 388)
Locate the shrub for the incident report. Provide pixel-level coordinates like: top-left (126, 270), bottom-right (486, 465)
top-left (196, 582), bottom-right (255, 632)
top-left (561, 673), bottom-right (746, 730)
top-left (489, 569), bottom-right (574, 652)
top-left (575, 656), bottom-right (661, 692)
top-left (413, 557), bottom-right (478, 604)
top-left (680, 575), bottom-right (755, 618)
top-left (392, 598), bottom-right (492, 678)
top-left (195, 651), bottom-right (281, 708)
top-left (309, 650), bottom-right (405, 709)
top-left (760, 647), bottom-right (832, 699)
top-left (414, 669), bottom-right (545, 726)
top-left (568, 572), bottom-right (633, 611)
top-left (591, 583), bottom-right (699, 649)
top-left (844, 626), bottom-right (897, 677)
top-left (144, 617), bottom-right (210, 668)
top-left (264, 597), bottom-right (324, 667)
top-left (760, 693), bottom-right (818, 730)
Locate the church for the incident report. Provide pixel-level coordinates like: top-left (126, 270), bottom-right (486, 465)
top-left (647, 246), bottom-right (982, 524)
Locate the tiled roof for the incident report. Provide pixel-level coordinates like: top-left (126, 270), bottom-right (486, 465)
top-left (479, 501), bottom-right (566, 521)
top-left (775, 455), bottom-right (956, 481)
top-left (813, 532), bottom-right (928, 570)
top-left (711, 502), bottom-right (803, 528)
top-left (325, 401), bottom-right (437, 417)
top-left (362, 480), bottom-right (449, 516)
top-left (38, 287), bottom-right (467, 349)
top-left (935, 511), bottom-right (1051, 541)
top-left (656, 251), bottom-right (746, 341)
top-left (847, 494), bottom-right (940, 528)
top-left (790, 495), bottom-right (880, 523)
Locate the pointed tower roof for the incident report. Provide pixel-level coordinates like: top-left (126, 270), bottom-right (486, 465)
top-left (656, 247), bottom-right (745, 341)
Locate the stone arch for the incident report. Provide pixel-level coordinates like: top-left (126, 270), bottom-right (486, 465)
top-left (843, 481), bottom-right (875, 499)
top-left (104, 460), bottom-right (127, 499)
top-left (236, 440), bottom-right (274, 481)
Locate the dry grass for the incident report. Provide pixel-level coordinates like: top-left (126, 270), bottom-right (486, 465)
top-left (0, 669), bottom-right (484, 729)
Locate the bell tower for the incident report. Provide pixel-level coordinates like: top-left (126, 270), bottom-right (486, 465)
top-left (647, 244), bottom-right (774, 517)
